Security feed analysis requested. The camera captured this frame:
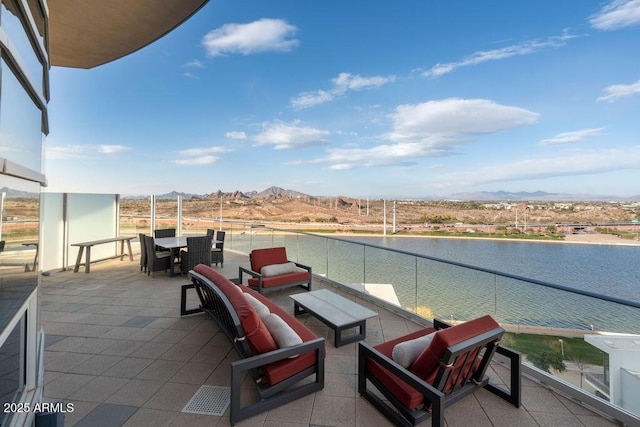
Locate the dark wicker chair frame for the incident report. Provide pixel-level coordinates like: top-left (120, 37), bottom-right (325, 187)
top-left (358, 318), bottom-right (521, 427)
top-left (188, 270), bottom-right (325, 425)
top-left (144, 235), bottom-right (171, 277)
top-left (180, 235), bottom-right (212, 274)
top-left (138, 233), bottom-right (147, 272)
top-left (211, 230), bottom-right (225, 267)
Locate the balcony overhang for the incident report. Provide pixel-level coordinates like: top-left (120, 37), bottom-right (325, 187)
top-left (49, 0), bottom-right (209, 69)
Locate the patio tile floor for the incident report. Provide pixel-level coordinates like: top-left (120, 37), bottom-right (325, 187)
top-left (40, 251), bottom-right (617, 426)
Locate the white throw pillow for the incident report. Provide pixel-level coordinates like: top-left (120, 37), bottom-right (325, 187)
top-left (263, 313), bottom-right (303, 349)
top-left (244, 293), bottom-right (270, 319)
top-left (392, 332), bottom-right (436, 368)
top-left (260, 262), bottom-right (297, 277)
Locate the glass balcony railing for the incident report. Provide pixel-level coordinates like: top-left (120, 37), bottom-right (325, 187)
top-left (219, 222), bottom-right (640, 423)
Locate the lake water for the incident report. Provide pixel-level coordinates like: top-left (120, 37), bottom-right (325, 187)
top-left (237, 231), bottom-right (640, 332)
top-left (346, 236), bottom-right (640, 304)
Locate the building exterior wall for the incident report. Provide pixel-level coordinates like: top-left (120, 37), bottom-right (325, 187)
top-left (0, 0), bottom-right (49, 425)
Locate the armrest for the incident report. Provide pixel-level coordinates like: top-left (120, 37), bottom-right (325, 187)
top-left (239, 266), bottom-right (262, 284)
top-left (232, 337), bottom-right (325, 372)
top-left (358, 342), bottom-right (445, 404)
top-left (293, 261), bottom-right (312, 273)
top-left (486, 345), bottom-right (521, 408)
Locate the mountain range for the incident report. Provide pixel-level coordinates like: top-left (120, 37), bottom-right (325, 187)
top-left (3, 186), bottom-right (639, 202)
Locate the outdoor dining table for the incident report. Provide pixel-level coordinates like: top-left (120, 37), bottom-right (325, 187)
top-left (154, 236), bottom-right (221, 277)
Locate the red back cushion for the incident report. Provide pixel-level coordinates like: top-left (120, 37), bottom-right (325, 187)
top-left (409, 315), bottom-right (500, 380)
top-left (250, 247), bottom-right (289, 272)
top-left (193, 264), bottom-right (277, 354)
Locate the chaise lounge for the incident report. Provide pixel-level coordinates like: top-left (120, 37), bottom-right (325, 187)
top-left (358, 315), bottom-right (521, 427)
top-left (239, 246), bottom-right (312, 294)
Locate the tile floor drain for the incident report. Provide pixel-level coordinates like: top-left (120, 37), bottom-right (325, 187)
top-left (182, 385), bottom-right (230, 416)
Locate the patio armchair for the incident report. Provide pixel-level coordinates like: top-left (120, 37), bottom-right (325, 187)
top-left (238, 246), bottom-right (312, 294)
top-left (143, 235), bottom-right (171, 277)
top-left (179, 235), bottom-right (212, 274)
top-left (358, 315), bottom-right (521, 427)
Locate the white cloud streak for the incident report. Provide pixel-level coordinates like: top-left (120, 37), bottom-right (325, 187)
top-left (434, 146), bottom-right (640, 186)
top-left (589, 0), bottom-right (640, 30)
top-left (178, 146), bottom-right (230, 156)
top-left (47, 144), bottom-right (132, 160)
top-left (597, 79), bottom-right (640, 102)
top-left (291, 72), bottom-right (396, 109)
top-left (225, 131), bottom-right (247, 140)
top-left (302, 98), bottom-right (539, 169)
top-left (422, 31), bottom-right (577, 78)
top-left (254, 121), bottom-right (329, 149)
top-left (538, 127), bottom-right (605, 145)
top-left (203, 18), bottom-right (299, 57)
top-left (172, 156), bottom-right (221, 166)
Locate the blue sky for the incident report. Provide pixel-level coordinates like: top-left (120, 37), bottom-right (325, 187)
top-left (45, 0), bottom-right (640, 198)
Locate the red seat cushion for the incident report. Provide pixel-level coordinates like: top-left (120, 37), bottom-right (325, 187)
top-left (193, 264), bottom-right (278, 355)
top-left (250, 247), bottom-right (289, 272)
top-left (248, 271), bottom-right (311, 289)
top-left (368, 315), bottom-right (501, 410)
top-left (240, 286), bottom-right (320, 385)
top-left (368, 328), bottom-right (437, 410)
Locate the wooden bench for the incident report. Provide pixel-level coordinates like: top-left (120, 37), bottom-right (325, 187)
top-left (71, 236), bottom-right (134, 273)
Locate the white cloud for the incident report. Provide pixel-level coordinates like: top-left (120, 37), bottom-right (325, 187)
top-left (538, 128), bottom-right (605, 145)
top-left (225, 131), bottom-right (247, 140)
top-left (172, 156), bottom-right (221, 166)
top-left (597, 79), bottom-right (640, 102)
top-left (434, 146), bottom-right (640, 186)
top-left (589, 0), bottom-right (640, 30)
top-left (422, 31), bottom-right (577, 78)
top-left (299, 98), bottom-right (539, 170)
top-left (291, 72), bottom-right (396, 109)
top-left (47, 144), bottom-right (132, 160)
top-left (178, 146), bottom-right (230, 156)
top-left (203, 18), bottom-right (299, 57)
top-left (254, 121), bottom-right (329, 149)
top-left (184, 59), bottom-right (205, 68)
top-left (387, 98), bottom-right (539, 142)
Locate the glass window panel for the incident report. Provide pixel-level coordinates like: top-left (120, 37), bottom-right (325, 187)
top-left (0, 59), bottom-right (43, 172)
top-left (0, 175), bottom-right (39, 333)
top-left (0, 313), bottom-right (25, 425)
top-left (1, 0), bottom-right (43, 90)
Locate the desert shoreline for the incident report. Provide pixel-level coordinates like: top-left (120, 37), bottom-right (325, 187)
top-left (305, 229), bottom-right (640, 247)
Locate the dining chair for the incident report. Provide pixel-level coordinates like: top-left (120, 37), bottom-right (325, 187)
top-left (144, 235), bottom-right (171, 277)
top-left (212, 230), bottom-right (225, 267)
top-left (138, 233), bottom-right (147, 272)
top-left (180, 235), bottom-right (213, 274)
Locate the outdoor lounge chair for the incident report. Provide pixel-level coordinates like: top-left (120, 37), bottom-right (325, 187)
top-left (358, 315), bottom-right (521, 427)
top-left (239, 246), bottom-right (312, 294)
top-left (179, 235), bottom-right (212, 274)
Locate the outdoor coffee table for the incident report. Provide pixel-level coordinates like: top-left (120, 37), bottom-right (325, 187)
top-left (290, 289), bottom-right (378, 347)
